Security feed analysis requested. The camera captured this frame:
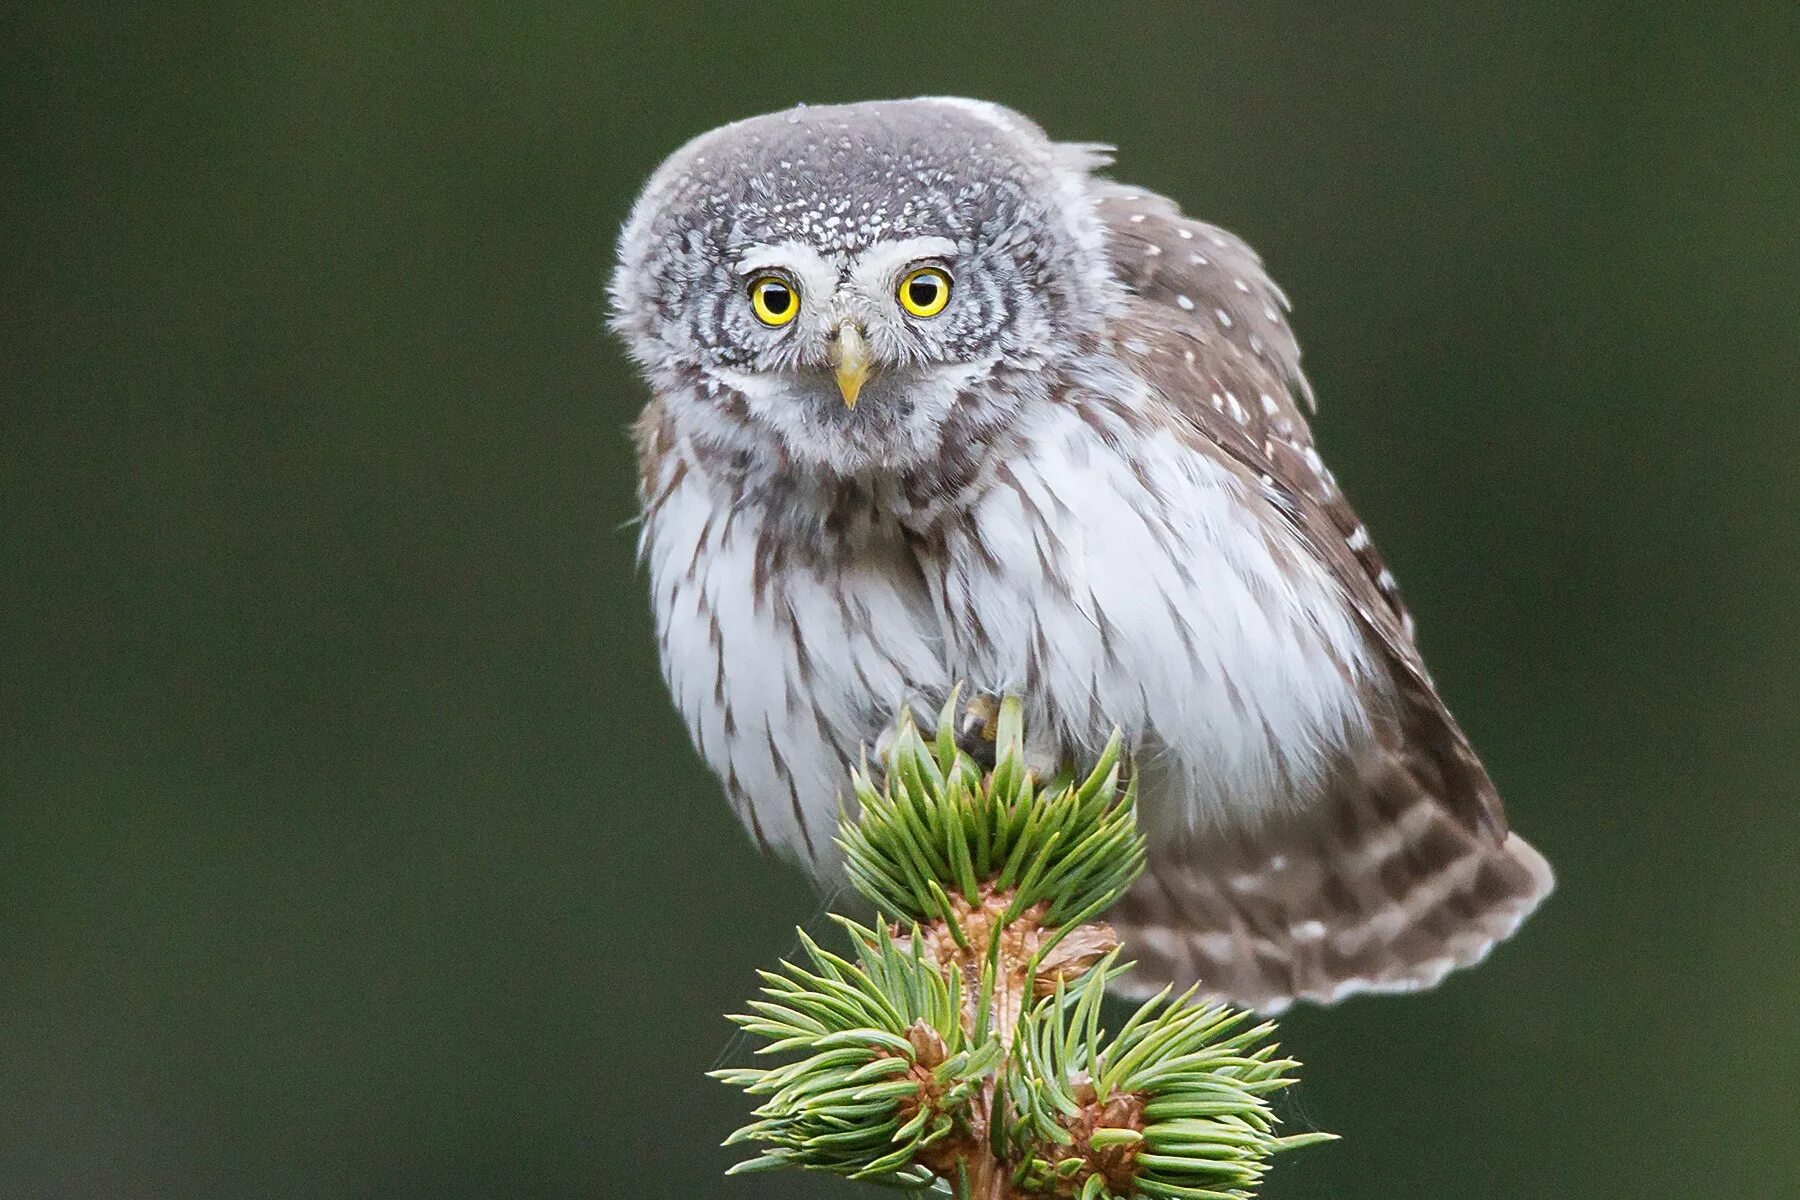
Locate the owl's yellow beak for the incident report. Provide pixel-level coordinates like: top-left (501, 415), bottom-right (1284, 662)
top-left (829, 323), bottom-right (872, 410)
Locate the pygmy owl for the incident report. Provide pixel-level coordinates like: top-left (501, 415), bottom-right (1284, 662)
top-left (610, 98), bottom-right (1551, 1011)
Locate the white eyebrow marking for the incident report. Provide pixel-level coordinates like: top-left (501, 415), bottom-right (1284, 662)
top-left (894, 235), bottom-right (958, 259)
top-left (733, 241), bottom-right (835, 277)
top-left (856, 236), bottom-right (957, 269)
top-left (849, 236), bottom-right (960, 289)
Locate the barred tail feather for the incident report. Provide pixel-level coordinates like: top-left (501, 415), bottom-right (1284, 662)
top-left (1110, 752), bottom-right (1553, 1012)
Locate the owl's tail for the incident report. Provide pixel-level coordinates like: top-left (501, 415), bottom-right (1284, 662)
top-left (1107, 753), bottom-right (1553, 1012)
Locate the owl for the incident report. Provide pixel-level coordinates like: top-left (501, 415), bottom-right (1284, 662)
top-left (610, 98), bottom-right (1551, 1012)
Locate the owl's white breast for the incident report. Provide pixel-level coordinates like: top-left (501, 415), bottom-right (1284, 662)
top-left (641, 453), bottom-right (948, 871)
top-left (931, 377), bottom-right (1381, 841)
top-left (644, 366), bottom-right (1382, 871)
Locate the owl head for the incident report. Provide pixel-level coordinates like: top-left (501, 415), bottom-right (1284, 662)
top-left (610, 98), bottom-right (1121, 478)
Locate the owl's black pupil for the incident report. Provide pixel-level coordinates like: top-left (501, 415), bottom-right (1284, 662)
top-left (908, 276), bottom-right (940, 307)
top-left (760, 282), bottom-right (792, 314)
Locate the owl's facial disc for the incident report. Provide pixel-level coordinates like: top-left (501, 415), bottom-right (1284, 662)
top-left (611, 99), bottom-right (1121, 477)
top-left (732, 234), bottom-right (962, 413)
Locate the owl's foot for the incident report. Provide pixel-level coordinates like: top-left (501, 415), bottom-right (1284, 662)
top-left (957, 693), bottom-right (1001, 771)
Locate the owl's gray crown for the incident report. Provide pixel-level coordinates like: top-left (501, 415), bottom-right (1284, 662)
top-left (613, 97), bottom-right (1113, 284)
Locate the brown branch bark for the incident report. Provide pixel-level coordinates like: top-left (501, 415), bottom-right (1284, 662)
top-left (894, 886), bottom-right (1131, 1199)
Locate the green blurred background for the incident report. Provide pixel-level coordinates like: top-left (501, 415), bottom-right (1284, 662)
top-left (4, 4), bottom-right (1796, 1197)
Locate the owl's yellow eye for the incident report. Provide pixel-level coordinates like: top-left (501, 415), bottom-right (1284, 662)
top-left (748, 275), bottom-right (799, 327)
top-left (897, 267), bottom-right (951, 318)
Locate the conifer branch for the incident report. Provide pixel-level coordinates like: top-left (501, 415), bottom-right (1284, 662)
top-left (713, 694), bottom-right (1333, 1199)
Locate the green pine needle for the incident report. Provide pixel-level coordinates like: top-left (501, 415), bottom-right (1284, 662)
top-left (837, 694), bottom-right (1145, 928)
top-left (712, 918), bottom-right (1003, 1187)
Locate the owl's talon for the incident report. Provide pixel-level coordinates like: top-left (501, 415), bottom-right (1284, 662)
top-left (872, 723), bottom-right (899, 767)
top-left (957, 694), bottom-right (1001, 769)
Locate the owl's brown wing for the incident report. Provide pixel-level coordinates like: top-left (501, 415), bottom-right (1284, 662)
top-left (1094, 184), bottom-right (1499, 832)
top-left (1094, 189), bottom-right (1421, 651)
top-left (1091, 188), bottom-right (1551, 1009)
